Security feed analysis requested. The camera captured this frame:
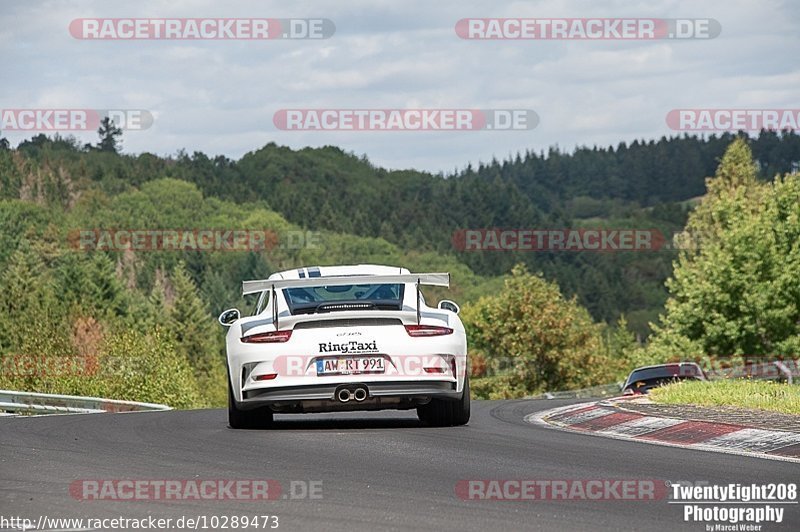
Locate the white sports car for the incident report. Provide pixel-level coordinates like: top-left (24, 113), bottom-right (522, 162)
top-left (219, 264), bottom-right (470, 428)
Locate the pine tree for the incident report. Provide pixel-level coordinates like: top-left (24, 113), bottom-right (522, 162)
top-left (0, 240), bottom-right (71, 354)
top-left (88, 252), bottom-right (128, 317)
top-left (168, 262), bottom-right (220, 372)
top-left (201, 270), bottom-right (232, 318)
top-left (97, 117), bottom-right (122, 153)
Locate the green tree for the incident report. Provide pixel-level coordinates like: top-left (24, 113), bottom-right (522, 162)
top-left (56, 252), bottom-right (128, 319)
top-left (97, 117), bottom-right (122, 153)
top-left (168, 262), bottom-right (226, 406)
top-left (462, 264), bottom-right (617, 397)
top-left (0, 240), bottom-right (71, 353)
top-left (87, 252), bottom-right (128, 317)
top-left (144, 269), bottom-right (169, 326)
top-left (168, 263), bottom-right (218, 367)
top-left (646, 139), bottom-right (800, 359)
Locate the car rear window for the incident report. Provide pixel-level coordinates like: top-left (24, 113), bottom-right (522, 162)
top-left (284, 283), bottom-right (405, 314)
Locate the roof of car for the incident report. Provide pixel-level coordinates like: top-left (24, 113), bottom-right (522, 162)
top-left (629, 362), bottom-right (702, 372)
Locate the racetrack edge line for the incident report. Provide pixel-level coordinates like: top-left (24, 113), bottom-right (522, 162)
top-left (525, 403), bottom-right (800, 465)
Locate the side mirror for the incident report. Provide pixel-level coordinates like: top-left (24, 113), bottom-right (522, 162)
top-left (218, 308), bottom-right (241, 326)
top-left (438, 300), bottom-right (460, 314)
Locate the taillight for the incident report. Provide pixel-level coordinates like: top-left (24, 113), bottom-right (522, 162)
top-left (241, 330), bottom-right (293, 343)
top-left (404, 325), bottom-right (453, 337)
top-left (254, 373), bottom-right (278, 381)
top-left (423, 367), bottom-right (446, 374)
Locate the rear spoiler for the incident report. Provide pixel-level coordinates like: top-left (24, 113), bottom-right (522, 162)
top-left (242, 273), bottom-right (449, 295)
top-left (242, 273), bottom-right (450, 328)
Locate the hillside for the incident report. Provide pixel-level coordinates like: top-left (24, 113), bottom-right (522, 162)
top-left (3, 131), bottom-right (799, 337)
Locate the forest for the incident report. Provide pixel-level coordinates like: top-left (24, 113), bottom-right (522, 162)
top-left (0, 131), bottom-right (798, 404)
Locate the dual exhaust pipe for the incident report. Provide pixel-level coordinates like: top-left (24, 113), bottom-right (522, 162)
top-left (336, 386), bottom-right (368, 403)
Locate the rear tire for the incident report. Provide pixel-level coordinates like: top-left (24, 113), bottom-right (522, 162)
top-left (417, 375), bottom-right (470, 427)
top-left (451, 375), bottom-right (471, 426)
top-left (228, 375), bottom-right (274, 429)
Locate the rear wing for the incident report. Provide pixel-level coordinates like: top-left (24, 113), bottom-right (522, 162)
top-left (242, 273), bottom-right (451, 328)
top-left (242, 273), bottom-right (449, 295)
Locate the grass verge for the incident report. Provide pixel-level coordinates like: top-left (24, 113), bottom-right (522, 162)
top-left (649, 380), bottom-right (800, 415)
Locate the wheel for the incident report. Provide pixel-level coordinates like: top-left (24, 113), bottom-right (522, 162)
top-left (228, 374), bottom-right (274, 429)
top-left (416, 396), bottom-right (448, 426)
top-left (451, 374), bottom-right (471, 426)
top-left (417, 375), bottom-right (471, 427)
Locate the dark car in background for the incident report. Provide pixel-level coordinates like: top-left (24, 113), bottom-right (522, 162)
top-left (621, 362), bottom-right (708, 395)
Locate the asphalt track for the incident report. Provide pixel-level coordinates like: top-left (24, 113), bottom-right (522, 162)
top-left (1, 399), bottom-right (798, 531)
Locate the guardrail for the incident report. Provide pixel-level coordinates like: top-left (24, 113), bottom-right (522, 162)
top-left (523, 361), bottom-right (799, 402)
top-left (0, 390), bottom-right (172, 416)
top-left (706, 361), bottom-right (798, 384)
top-left (527, 383), bottom-right (623, 400)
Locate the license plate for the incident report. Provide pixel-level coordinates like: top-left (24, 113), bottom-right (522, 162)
top-left (316, 356), bottom-right (385, 376)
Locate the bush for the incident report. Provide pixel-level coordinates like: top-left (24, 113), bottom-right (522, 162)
top-left (462, 264), bottom-right (629, 397)
top-left (95, 329), bottom-right (204, 409)
top-left (471, 375), bottom-right (521, 400)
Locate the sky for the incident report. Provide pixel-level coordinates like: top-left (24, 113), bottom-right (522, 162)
top-left (1, 0), bottom-right (798, 173)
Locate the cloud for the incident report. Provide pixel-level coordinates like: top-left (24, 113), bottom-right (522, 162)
top-left (1, 0), bottom-right (797, 173)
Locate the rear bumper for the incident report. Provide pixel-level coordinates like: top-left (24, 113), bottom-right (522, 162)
top-left (238, 380), bottom-right (460, 412)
